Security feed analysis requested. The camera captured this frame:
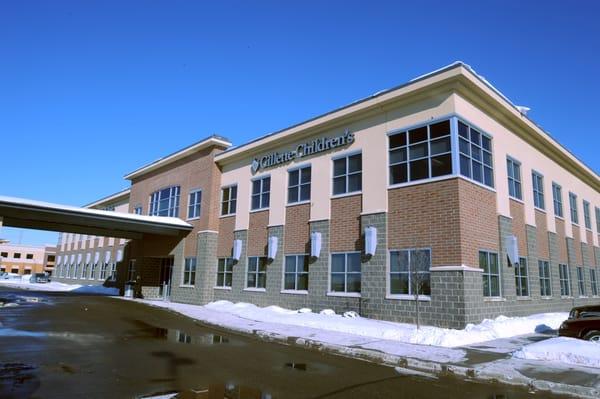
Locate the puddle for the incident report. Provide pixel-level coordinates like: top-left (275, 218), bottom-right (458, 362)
top-left (0, 294), bottom-right (49, 308)
top-left (175, 331), bottom-right (230, 345)
top-left (284, 362), bottom-right (307, 371)
top-left (130, 320), bottom-right (232, 346)
top-left (0, 363), bottom-right (40, 399)
top-left (140, 383), bottom-right (272, 399)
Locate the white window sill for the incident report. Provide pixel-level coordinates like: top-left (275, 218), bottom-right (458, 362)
top-left (386, 294), bottom-right (431, 301)
top-left (509, 196), bottom-right (525, 205)
top-left (326, 291), bottom-right (361, 298)
top-left (286, 200), bottom-right (311, 207)
top-left (243, 287), bottom-right (266, 293)
top-left (533, 207), bottom-right (546, 213)
top-left (578, 296), bottom-right (589, 299)
top-left (554, 215), bottom-right (565, 221)
top-left (179, 285), bottom-right (195, 288)
top-left (213, 286), bottom-right (232, 290)
top-left (540, 296), bottom-right (553, 300)
top-left (219, 214), bottom-right (236, 219)
top-left (516, 296), bottom-right (532, 301)
top-left (280, 289), bottom-right (308, 295)
top-left (186, 217), bottom-right (200, 222)
top-left (483, 297), bottom-right (505, 302)
top-left (249, 208), bottom-right (269, 213)
top-left (331, 191), bottom-right (362, 200)
top-left (561, 296), bottom-right (573, 299)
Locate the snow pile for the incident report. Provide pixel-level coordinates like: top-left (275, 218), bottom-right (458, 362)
top-left (202, 300), bottom-right (567, 348)
top-left (513, 337), bottom-right (600, 368)
top-left (0, 278), bottom-right (118, 295)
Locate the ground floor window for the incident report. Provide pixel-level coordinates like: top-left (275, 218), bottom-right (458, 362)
top-left (24, 269), bottom-right (31, 275)
top-left (515, 257), bottom-right (529, 297)
top-left (577, 266), bottom-right (585, 296)
top-left (389, 249), bottom-right (431, 296)
top-left (100, 262), bottom-right (108, 280)
top-left (109, 263), bottom-right (117, 281)
top-left (559, 263), bottom-right (571, 296)
top-left (539, 260), bottom-right (551, 297)
top-left (217, 258), bottom-right (234, 287)
top-left (247, 256), bottom-right (267, 289)
top-left (73, 263), bottom-right (80, 279)
top-left (182, 257), bottom-right (196, 286)
top-left (330, 252), bottom-right (361, 293)
top-left (11, 267), bottom-right (19, 274)
top-left (90, 263), bottom-right (97, 280)
top-left (82, 263), bottom-right (89, 279)
top-left (284, 254), bottom-right (309, 291)
top-left (591, 269), bottom-right (598, 296)
top-left (480, 251), bottom-right (500, 297)
top-left (127, 260), bottom-right (136, 281)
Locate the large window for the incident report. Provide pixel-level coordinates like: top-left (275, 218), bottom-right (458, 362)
top-left (552, 183), bottom-right (563, 217)
top-left (458, 121), bottom-right (494, 188)
top-left (539, 260), bottom-right (551, 297)
top-left (284, 255), bottom-right (309, 291)
top-left (532, 172), bottom-right (545, 210)
top-left (221, 185), bottom-right (237, 216)
top-left (100, 262), bottom-right (108, 280)
top-left (217, 258), bottom-right (234, 288)
top-left (389, 120), bottom-right (452, 185)
top-left (330, 252), bottom-right (361, 293)
top-left (596, 207), bottom-right (600, 233)
top-left (591, 269), bottom-right (598, 296)
top-left (288, 166), bottom-right (311, 203)
top-left (90, 263), bottom-right (97, 280)
top-left (577, 266), bottom-right (586, 297)
top-left (247, 256), bottom-right (267, 289)
top-left (251, 176), bottom-right (271, 210)
top-left (583, 201), bottom-right (591, 229)
top-left (149, 186), bottom-right (180, 217)
top-left (82, 263), bottom-right (89, 280)
top-left (389, 249), bottom-right (431, 297)
top-left (183, 257), bottom-right (196, 286)
top-left (506, 157), bottom-right (522, 200)
top-left (188, 190), bottom-right (202, 219)
top-left (480, 251), bottom-right (500, 297)
top-left (515, 257), bottom-right (529, 297)
top-left (333, 153), bottom-right (362, 195)
top-left (569, 192), bottom-right (578, 224)
top-left (559, 263), bottom-right (571, 297)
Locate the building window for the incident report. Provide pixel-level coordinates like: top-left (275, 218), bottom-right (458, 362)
top-left (183, 257), bottom-right (196, 286)
top-left (569, 192), bottom-right (578, 224)
top-left (458, 121), bottom-right (493, 188)
top-left (583, 201), bottom-right (591, 229)
top-left (73, 263), bottom-right (80, 279)
top-left (284, 255), bottom-right (309, 291)
top-left (134, 206), bottom-right (142, 215)
top-left (149, 186), bottom-right (180, 217)
top-left (23, 269), bottom-right (31, 275)
top-left (109, 263), bottom-right (117, 281)
top-left (559, 263), bottom-right (571, 297)
top-left (288, 166), bottom-right (311, 203)
top-left (531, 172), bottom-right (545, 210)
top-left (330, 252), bottom-right (361, 293)
top-left (389, 120), bottom-right (452, 185)
top-left (480, 251), bottom-right (500, 297)
top-left (506, 157), bottom-right (522, 200)
top-left (82, 263), bottom-right (89, 279)
top-left (251, 176), bottom-right (271, 210)
top-left (333, 153), bottom-right (362, 195)
top-left (247, 257), bottom-right (267, 289)
top-left (217, 258), bottom-right (234, 287)
top-left (539, 260), bottom-right (551, 297)
top-left (515, 257), bottom-right (529, 297)
top-left (26, 254), bottom-right (34, 260)
top-left (389, 249), bottom-right (431, 297)
top-left (577, 266), bottom-right (586, 296)
top-left (100, 262), bottom-right (108, 280)
top-left (591, 269), bottom-right (598, 296)
top-left (188, 190), bottom-right (202, 219)
top-left (47, 255), bottom-right (55, 262)
top-left (127, 260), bottom-right (136, 281)
top-left (552, 183), bottom-right (563, 217)
top-left (596, 207), bottom-right (600, 233)
top-left (221, 185), bottom-right (237, 216)
top-left (0, 252), bottom-right (7, 258)
top-left (13, 253), bottom-right (21, 259)
top-left (11, 267), bottom-right (18, 274)
top-left (90, 263), bottom-right (97, 280)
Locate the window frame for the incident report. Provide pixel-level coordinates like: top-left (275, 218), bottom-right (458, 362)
top-left (583, 200), bottom-right (591, 230)
top-left (539, 260), bottom-right (552, 297)
top-left (552, 182), bottom-right (563, 218)
top-left (332, 151), bottom-right (363, 196)
top-left (515, 257), bottom-right (529, 297)
top-left (250, 175), bottom-right (271, 211)
top-left (591, 268), bottom-right (598, 297)
top-left (506, 156), bottom-right (522, 200)
top-left (182, 257), bottom-right (197, 286)
top-left (480, 250), bottom-right (501, 298)
top-left (216, 257), bottom-right (234, 288)
top-left (569, 192), bottom-right (578, 225)
top-left (149, 185), bottom-right (181, 217)
top-left (220, 184), bottom-right (238, 216)
top-left (329, 251), bottom-right (362, 294)
top-left (187, 189), bottom-right (202, 220)
top-left (246, 256), bottom-right (267, 290)
top-left (559, 263), bottom-right (571, 297)
top-left (287, 164), bottom-right (312, 204)
top-left (576, 266), bottom-right (586, 297)
top-left (531, 171), bottom-right (545, 210)
top-left (387, 248), bottom-right (432, 300)
top-left (283, 254), bottom-right (309, 292)
top-left (457, 119), bottom-right (494, 188)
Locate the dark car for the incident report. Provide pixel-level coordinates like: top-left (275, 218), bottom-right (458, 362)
top-left (29, 273), bottom-right (50, 284)
top-left (558, 305), bottom-right (600, 342)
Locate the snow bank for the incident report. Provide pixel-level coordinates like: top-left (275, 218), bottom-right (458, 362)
top-left (0, 279), bottom-right (118, 295)
top-left (513, 337), bottom-right (600, 369)
top-left (199, 300), bottom-right (566, 348)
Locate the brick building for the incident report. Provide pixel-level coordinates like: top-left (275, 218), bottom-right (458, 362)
top-left (53, 62), bottom-right (600, 328)
top-left (0, 243), bottom-right (56, 275)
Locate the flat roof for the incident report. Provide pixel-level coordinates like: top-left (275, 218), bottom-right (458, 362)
top-left (0, 196), bottom-right (192, 239)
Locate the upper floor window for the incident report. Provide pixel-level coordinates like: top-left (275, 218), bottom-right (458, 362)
top-left (583, 200), bottom-right (591, 229)
top-left (133, 205), bottom-right (142, 215)
top-left (0, 252), bottom-right (7, 258)
top-left (149, 186), bottom-right (180, 217)
top-left (506, 157), bottom-right (522, 200)
top-left (531, 172), bottom-right (545, 210)
top-left (26, 254), bottom-right (34, 260)
top-left (220, 185), bottom-right (237, 216)
top-left (389, 120), bottom-right (452, 185)
top-left (480, 250), bottom-right (500, 297)
top-left (333, 153), bottom-right (362, 195)
top-left (188, 190), bottom-right (202, 219)
top-left (13, 253), bottom-right (21, 259)
top-left (596, 207), bottom-right (600, 233)
top-left (458, 121), bottom-right (493, 188)
top-left (569, 192), bottom-right (578, 224)
top-left (251, 176), bottom-right (271, 210)
top-left (552, 183), bottom-right (563, 217)
top-left (288, 166), bottom-right (311, 204)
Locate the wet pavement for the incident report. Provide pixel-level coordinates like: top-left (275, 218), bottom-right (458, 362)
top-left (0, 287), bottom-right (576, 399)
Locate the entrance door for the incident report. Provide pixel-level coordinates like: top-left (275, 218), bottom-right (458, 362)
top-left (158, 257), bottom-right (174, 300)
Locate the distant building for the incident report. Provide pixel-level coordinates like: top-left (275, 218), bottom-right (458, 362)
top-left (0, 243), bottom-right (57, 275)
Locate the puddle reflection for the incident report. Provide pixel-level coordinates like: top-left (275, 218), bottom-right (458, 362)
top-left (130, 320), bottom-right (232, 347)
top-left (142, 382), bottom-right (272, 399)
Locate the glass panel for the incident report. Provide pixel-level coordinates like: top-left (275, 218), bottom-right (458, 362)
top-left (479, 252), bottom-right (488, 272)
top-left (297, 274), bottom-right (308, 290)
top-left (459, 138), bottom-right (470, 155)
top-left (458, 121), bottom-right (469, 138)
top-left (482, 151), bottom-right (492, 167)
top-left (285, 256), bottom-right (296, 273)
top-left (347, 173), bottom-right (362, 192)
top-left (471, 144), bottom-right (482, 161)
top-left (347, 253), bottom-right (361, 273)
top-left (331, 254), bottom-right (345, 273)
top-left (333, 158), bottom-right (346, 177)
top-left (247, 273), bottom-right (256, 288)
top-left (409, 159), bottom-right (429, 181)
top-left (431, 154), bottom-right (452, 177)
top-left (301, 167), bottom-right (311, 183)
top-left (346, 273), bottom-right (361, 293)
top-left (409, 126), bottom-right (427, 144)
top-left (484, 167), bottom-right (494, 187)
top-left (490, 275), bottom-right (500, 296)
top-left (252, 180), bottom-right (261, 195)
top-left (262, 192), bottom-right (270, 208)
top-left (263, 177), bottom-right (270, 192)
top-left (412, 250), bottom-right (431, 272)
top-left (430, 137), bottom-right (451, 155)
top-left (289, 170), bottom-right (299, 186)
top-left (284, 274), bottom-right (295, 290)
top-left (429, 120), bottom-right (450, 139)
top-left (258, 258), bottom-right (267, 272)
top-left (470, 128), bottom-right (481, 145)
top-left (409, 142), bottom-right (428, 159)
top-left (331, 274), bottom-right (345, 292)
top-left (300, 184), bottom-right (310, 201)
top-left (389, 132), bottom-right (407, 149)
top-left (460, 155), bottom-right (471, 177)
top-left (389, 148), bottom-right (407, 164)
top-left (217, 274), bottom-right (224, 287)
top-left (333, 176), bottom-right (346, 195)
top-left (248, 257), bottom-right (257, 272)
top-left (481, 135), bottom-right (491, 151)
top-left (348, 154), bottom-right (362, 173)
top-left (225, 273), bottom-right (232, 287)
top-left (299, 255), bottom-right (309, 272)
top-left (288, 187), bottom-right (298, 203)
top-left (257, 273), bottom-right (266, 288)
top-left (390, 273), bottom-right (409, 295)
top-left (390, 164), bottom-right (407, 185)
top-left (472, 161), bottom-right (482, 182)
top-left (251, 195), bottom-right (261, 210)
top-left (230, 185), bottom-right (237, 198)
top-left (489, 253), bottom-right (499, 274)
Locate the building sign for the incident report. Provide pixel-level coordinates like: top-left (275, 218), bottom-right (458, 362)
top-left (251, 130), bottom-right (355, 173)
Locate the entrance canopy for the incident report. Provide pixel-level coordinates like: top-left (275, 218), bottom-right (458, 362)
top-left (0, 196), bottom-right (192, 239)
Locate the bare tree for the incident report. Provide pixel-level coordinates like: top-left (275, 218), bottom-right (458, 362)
top-left (411, 250), bottom-right (430, 330)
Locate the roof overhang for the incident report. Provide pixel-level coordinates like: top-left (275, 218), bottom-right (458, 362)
top-left (84, 188), bottom-right (130, 209)
top-left (0, 196), bottom-right (192, 240)
top-left (124, 136), bottom-right (231, 181)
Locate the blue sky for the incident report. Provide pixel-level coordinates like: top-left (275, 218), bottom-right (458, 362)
top-left (1, 1), bottom-right (599, 246)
